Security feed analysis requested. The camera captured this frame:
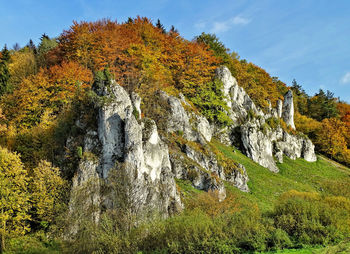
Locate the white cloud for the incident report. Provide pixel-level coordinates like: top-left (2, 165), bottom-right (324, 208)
top-left (341, 72), bottom-right (350, 84)
top-left (194, 21), bottom-right (207, 30)
top-left (232, 16), bottom-right (251, 25)
top-left (210, 15), bottom-right (251, 33)
top-left (211, 21), bottom-right (231, 33)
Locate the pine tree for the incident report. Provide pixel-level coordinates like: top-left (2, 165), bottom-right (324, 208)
top-left (155, 19), bottom-right (166, 33)
top-left (12, 43), bottom-right (20, 51)
top-left (36, 34), bottom-right (58, 68)
top-left (27, 39), bottom-right (37, 55)
top-left (0, 45), bottom-right (11, 96)
top-left (169, 25), bottom-right (178, 34)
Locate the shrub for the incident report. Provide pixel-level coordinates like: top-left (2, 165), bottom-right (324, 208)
top-left (265, 117), bottom-right (280, 129)
top-left (268, 228), bottom-right (292, 250)
top-left (272, 190), bottom-right (350, 245)
top-left (188, 79), bottom-right (232, 126)
top-left (138, 209), bottom-right (236, 254)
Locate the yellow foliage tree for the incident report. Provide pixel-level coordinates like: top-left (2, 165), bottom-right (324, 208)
top-left (0, 147), bottom-right (30, 251)
top-left (294, 112), bottom-right (322, 138)
top-left (8, 48), bottom-right (36, 87)
top-left (30, 160), bottom-right (67, 225)
top-left (316, 118), bottom-right (347, 159)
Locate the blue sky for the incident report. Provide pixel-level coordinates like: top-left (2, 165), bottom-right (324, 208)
top-left (1, 0), bottom-right (350, 102)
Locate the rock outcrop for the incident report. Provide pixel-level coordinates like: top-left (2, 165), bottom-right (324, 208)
top-left (160, 91), bottom-right (249, 194)
top-left (215, 67), bottom-right (263, 123)
top-left (277, 100), bottom-right (283, 118)
top-left (69, 81), bottom-right (183, 226)
top-left (68, 65), bottom-right (317, 228)
top-left (216, 66), bottom-right (317, 172)
top-left (241, 121), bottom-right (279, 173)
top-left (282, 90), bottom-right (295, 129)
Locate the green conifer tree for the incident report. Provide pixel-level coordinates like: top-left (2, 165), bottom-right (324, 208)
top-left (0, 45), bottom-right (11, 96)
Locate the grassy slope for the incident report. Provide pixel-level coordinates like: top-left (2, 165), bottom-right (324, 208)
top-left (209, 139), bottom-right (350, 253)
top-left (212, 140), bottom-right (350, 213)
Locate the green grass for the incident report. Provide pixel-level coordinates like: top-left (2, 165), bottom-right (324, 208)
top-left (261, 248), bottom-right (321, 254)
top-left (261, 240), bottom-right (350, 254)
top-left (212, 139), bottom-right (350, 212)
top-left (175, 178), bottom-right (203, 198)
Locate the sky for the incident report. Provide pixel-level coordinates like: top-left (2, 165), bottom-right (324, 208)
top-left (1, 0), bottom-right (350, 102)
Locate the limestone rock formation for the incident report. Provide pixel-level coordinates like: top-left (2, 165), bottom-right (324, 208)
top-left (159, 91), bottom-right (212, 143)
top-left (302, 138), bottom-right (317, 162)
top-left (216, 66), bottom-right (317, 172)
top-left (277, 100), bottom-right (283, 118)
top-left (68, 65), bottom-right (317, 228)
top-left (160, 90), bottom-right (249, 194)
top-left (282, 90), bottom-right (295, 129)
top-left (69, 81), bottom-right (183, 226)
top-left (241, 121), bottom-right (279, 173)
top-left (216, 66), bottom-right (263, 122)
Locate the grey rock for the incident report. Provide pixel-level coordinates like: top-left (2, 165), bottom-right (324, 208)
top-left (183, 144), bottom-right (249, 193)
top-left (241, 121), bottom-right (279, 173)
top-left (191, 113), bottom-right (212, 142)
top-left (98, 81), bottom-right (132, 178)
top-left (215, 67), bottom-right (317, 172)
top-left (70, 82), bottom-right (183, 228)
top-left (131, 92), bottom-right (141, 120)
top-left (216, 66), bottom-right (263, 122)
top-left (68, 158), bottom-right (101, 235)
top-left (302, 138), bottom-right (317, 162)
top-left (282, 90), bottom-right (295, 129)
top-left (160, 91), bottom-right (212, 142)
top-left (226, 164), bottom-right (249, 192)
top-left (277, 100), bottom-right (283, 118)
top-left (169, 152), bottom-right (227, 201)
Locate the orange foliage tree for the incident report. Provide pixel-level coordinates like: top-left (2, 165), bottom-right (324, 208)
top-left (2, 61), bottom-right (92, 128)
top-left (58, 17), bottom-right (218, 95)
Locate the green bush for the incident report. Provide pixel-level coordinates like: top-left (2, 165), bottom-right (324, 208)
top-left (268, 228), bottom-right (292, 250)
top-left (138, 209), bottom-right (237, 254)
top-left (272, 190), bottom-right (350, 245)
top-left (5, 232), bottom-right (61, 254)
top-left (265, 117), bottom-right (280, 129)
top-left (188, 79), bottom-right (232, 126)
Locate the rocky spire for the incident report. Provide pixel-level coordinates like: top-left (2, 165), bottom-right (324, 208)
top-left (277, 99), bottom-right (283, 118)
top-left (282, 90), bottom-right (295, 129)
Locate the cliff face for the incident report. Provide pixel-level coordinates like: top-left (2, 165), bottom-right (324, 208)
top-left (68, 66), bottom-right (317, 226)
top-left (216, 66), bottom-right (316, 172)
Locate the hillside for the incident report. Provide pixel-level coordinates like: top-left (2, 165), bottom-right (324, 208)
top-left (1, 17), bottom-right (350, 253)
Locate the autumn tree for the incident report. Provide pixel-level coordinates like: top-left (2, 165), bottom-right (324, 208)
top-left (294, 112), bottom-right (321, 140)
top-left (195, 32), bottom-right (230, 64)
top-left (316, 118), bottom-right (347, 159)
top-left (0, 147), bottom-right (31, 252)
top-left (30, 160), bottom-right (67, 227)
top-left (2, 61), bottom-right (92, 128)
top-left (8, 47), bottom-right (36, 87)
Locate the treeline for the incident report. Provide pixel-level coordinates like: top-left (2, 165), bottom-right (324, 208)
top-left (292, 82), bottom-right (350, 166)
